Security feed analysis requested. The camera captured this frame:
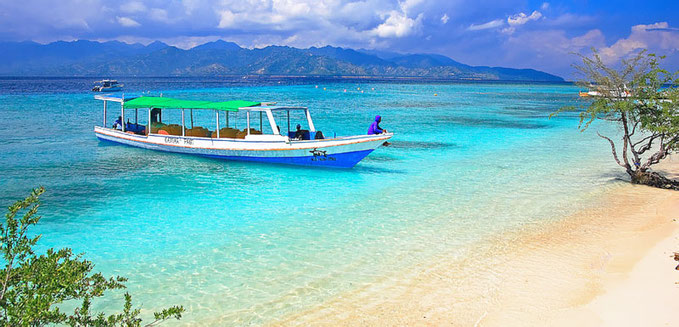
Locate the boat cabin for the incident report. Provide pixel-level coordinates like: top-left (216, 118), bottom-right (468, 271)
top-left (94, 95), bottom-right (324, 141)
top-left (98, 80), bottom-right (119, 87)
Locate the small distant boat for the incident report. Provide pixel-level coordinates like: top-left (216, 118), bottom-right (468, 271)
top-left (93, 95), bottom-right (392, 168)
top-left (579, 85), bottom-right (631, 98)
top-left (92, 80), bottom-right (123, 92)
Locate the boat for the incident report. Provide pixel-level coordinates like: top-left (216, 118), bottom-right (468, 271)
top-left (579, 90), bottom-right (606, 97)
top-left (578, 85), bottom-right (631, 98)
top-left (92, 80), bottom-right (124, 92)
top-left (93, 95), bottom-right (392, 168)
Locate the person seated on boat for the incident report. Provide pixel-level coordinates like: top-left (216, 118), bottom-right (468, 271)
top-left (294, 124), bottom-right (305, 140)
top-left (367, 115), bottom-right (387, 135)
top-left (151, 108), bottom-right (161, 124)
top-left (112, 116), bottom-right (123, 130)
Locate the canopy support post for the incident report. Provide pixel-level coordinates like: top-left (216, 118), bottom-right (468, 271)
top-left (135, 109), bottom-right (138, 124)
top-left (259, 112), bottom-right (263, 132)
top-left (181, 109), bottom-right (185, 137)
top-left (305, 109), bottom-right (315, 132)
top-left (265, 110), bottom-right (279, 135)
top-left (147, 109), bottom-right (151, 135)
top-left (190, 109), bottom-right (194, 128)
top-left (216, 111), bottom-right (220, 138)
top-left (287, 110), bottom-right (290, 133)
top-left (121, 101), bottom-right (125, 132)
top-left (225, 111), bottom-right (229, 128)
top-left (103, 100), bottom-right (107, 127)
top-left (246, 112), bottom-right (250, 135)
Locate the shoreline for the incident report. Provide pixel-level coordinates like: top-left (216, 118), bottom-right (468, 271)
top-left (275, 160), bottom-right (679, 326)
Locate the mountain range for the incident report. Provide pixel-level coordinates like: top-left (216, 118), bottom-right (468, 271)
top-left (0, 40), bottom-right (563, 81)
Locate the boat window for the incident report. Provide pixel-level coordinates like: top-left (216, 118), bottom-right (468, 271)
top-left (116, 107), bottom-right (151, 135)
top-left (271, 110), bottom-right (311, 139)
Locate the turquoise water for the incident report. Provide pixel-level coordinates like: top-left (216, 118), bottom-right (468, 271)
top-left (0, 79), bottom-right (624, 324)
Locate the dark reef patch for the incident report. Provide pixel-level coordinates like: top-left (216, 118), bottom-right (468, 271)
top-left (362, 154), bottom-right (400, 162)
top-left (435, 116), bottom-right (550, 129)
top-left (387, 140), bottom-right (460, 150)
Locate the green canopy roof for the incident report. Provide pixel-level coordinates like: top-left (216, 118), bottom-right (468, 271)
top-left (123, 97), bottom-right (260, 111)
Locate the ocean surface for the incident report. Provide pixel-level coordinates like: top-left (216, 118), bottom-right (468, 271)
top-left (0, 77), bottom-right (624, 325)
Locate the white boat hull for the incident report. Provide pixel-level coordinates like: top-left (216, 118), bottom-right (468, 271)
top-left (94, 127), bottom-right (391, 168)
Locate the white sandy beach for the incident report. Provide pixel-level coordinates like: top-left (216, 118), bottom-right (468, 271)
top-left (275, 157), bottom-right (679, 326)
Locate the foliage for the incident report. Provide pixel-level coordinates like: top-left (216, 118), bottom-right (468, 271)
top-left (553, 49), bottom-right (679, 188)
top-left (0, 187), bottom-right (184, 326)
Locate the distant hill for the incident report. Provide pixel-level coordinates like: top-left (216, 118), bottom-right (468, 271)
top-left (190, 40), bottom-right (241, 51)
top-left (0, 40), bottom-right (564, 81)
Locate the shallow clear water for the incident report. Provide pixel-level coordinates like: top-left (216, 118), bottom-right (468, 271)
top-left (0, 78), bottom-right (624, 324)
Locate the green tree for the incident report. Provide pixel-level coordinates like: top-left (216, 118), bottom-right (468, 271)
top-left (554, 49), bottom-right (679, 189)
top-left (0, 187), bottom-right (185, 326)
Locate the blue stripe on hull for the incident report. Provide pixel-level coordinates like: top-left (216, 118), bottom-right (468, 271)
top-left (97, 134), bottom-right (374, 168)
top-left (202, 149), bottom-right (374, 168)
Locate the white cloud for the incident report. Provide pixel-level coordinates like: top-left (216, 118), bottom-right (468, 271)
top-left (468, 19), bottom-right (504, 31)
top-left (149, 8), bottom-right (170, 22)
top-left (371, 11), bottom-right (422, 38)
top-left (541, 2), bottom-right (549, 10)
top-left (507, 10), bottom-right (542, 26)
top-left (399, 0), bottom-right (424, 14)
top-left (272, 0), bottom-right (312, 17)
top-left (120, 1), bottom-right (146, 14)
top-left (501, 27), bottom-right (515, 35)
top-left (572, 29), bottom-right (606, 48)
top-left (217, 10), bottom-right (237, 28)
top-left (500, 28), bottom-right (606, 77)
top-left (507, 29), bottom-right (605, 57)
top-left (646, 27), bottom-right (679, 32)
top-left (283, 34), bottom-right (299, 44)
top-left (599, 22), bottom-right (679, 63)
top-left (545, 13), bottom-right (596, 27)
top-left (181, 0), bottom-right (200, 15)
top-left (469, 9), bottom-right (542, 33)
top-left (441, 13), bottom-right (449, 24)
top-left (116, 16), bottom-right (140, 27)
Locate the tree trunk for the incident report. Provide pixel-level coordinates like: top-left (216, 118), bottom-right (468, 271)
top-left (629, 170), bottom-right (679, 190)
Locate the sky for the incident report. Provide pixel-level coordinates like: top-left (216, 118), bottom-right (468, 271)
top-left (1, 0), bottom-right (678, 78)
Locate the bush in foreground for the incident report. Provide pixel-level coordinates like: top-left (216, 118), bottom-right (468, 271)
top-left (0, 187), bottom-right (184, 326)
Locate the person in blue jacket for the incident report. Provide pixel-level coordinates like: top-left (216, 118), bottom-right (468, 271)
top-left (112, 116), bottom-right (123, 130)
top-left (367, 115), bottom-right (387, 135)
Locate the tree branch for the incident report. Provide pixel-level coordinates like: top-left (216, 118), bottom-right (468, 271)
top-left (633, 134), bottom-right (655, 148)
top-left (642, 136), bottom-right (668, 170)
top-left (620, 112), bottom-right (633, 171)
top-left (629, 121), bottom-right (640, 137)
top-left (626, 118), bottom-right (642, 165)
top-left (636, 134), bottom-right (663, 155)
top-left (597, 131), bottom-right (626, 168)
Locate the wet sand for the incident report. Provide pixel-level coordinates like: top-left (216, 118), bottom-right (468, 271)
top-left (275, 157), bottom-right (679, 326)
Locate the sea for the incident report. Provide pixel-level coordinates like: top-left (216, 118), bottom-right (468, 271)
top-left (0, 77), bottom-right (625, 325)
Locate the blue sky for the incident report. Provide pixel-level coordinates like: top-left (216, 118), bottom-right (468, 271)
top-left (1, 0), bottom-right (678, 78)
